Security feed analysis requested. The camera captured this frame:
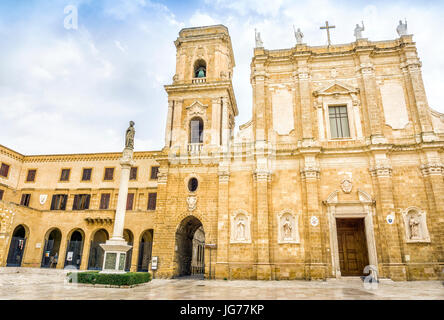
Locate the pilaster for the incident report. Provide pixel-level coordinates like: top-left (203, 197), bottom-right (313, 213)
top-left (300, 153), bottom-right (326, 279)
top-left (253, 168), bottom-right (272, 280)
top-left (215, 165), bottom-right (229, 279)
top-left (369, 153), bottom-right (406, 280)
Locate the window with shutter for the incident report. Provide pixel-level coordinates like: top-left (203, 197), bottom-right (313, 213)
top-left (150, 166), bottom-right (159, 180)
top-left (26, 169), bottom-right (36, 182)
top-left (0, 163), bottom-right (10, 178)
top-left (20, 194), bottom-right (31, 207)
top-left (126, 193), bottom-right (134, 210)
top-left (60, 169), bottom-right (71, 181)
top-left (130, 167), bottom-right (138, 180)
top-left (100, 193), bottom-right (111, 209)
top-left (147, 193), bottom-right (157, 210)
top-left (73, 194), bottom-right (91, 210)
top-left (104, 168), bottom-right (114, 181)
top-left (51, 194), bottom-right (67, 210)
top-left (82, 168), bottom-right (92, 181)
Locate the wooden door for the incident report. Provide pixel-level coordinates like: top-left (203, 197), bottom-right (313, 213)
top-left (337, 218), bottom-right (369, 276)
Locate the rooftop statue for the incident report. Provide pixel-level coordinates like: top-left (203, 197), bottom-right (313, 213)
top-left (397, 19), bottom-right (408, 37)
top-left (354, 21), bottom-right (365, 40)
top-left (255, 28), bottom-right (263, 48)
top-left (293, 25), bottom-right (304, 45)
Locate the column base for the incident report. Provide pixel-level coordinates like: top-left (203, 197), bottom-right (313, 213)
top-left (100, 239), bottom-right (132, 274)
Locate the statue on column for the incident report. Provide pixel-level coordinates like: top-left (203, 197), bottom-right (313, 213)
top-left (255, 28), bottom-right (264, 48)
top-left (293, 25), bottom-right (304, 44)
top-left (396, 19), bottom-right (408, 37)
top-left (354, 21), bottom-right (365, 40)
top-left (125, 121), bottom-right (135, 149)
top-left (409, 215), bottom-right (420, 239)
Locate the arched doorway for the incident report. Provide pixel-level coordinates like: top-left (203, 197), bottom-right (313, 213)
top-left (6, 225), bottom-right (27, 267)
top-left (175, 216), bottom-right (205, 278)
top-left (123, 229), bottom-right (133, 271)
top-left (41, 228), bottom-right (62, 268)
top-left (137, 229), bottom-right (153, 272)
top-left (64, 229), bottom-right (84, 269)
top-left (87, 229), bottom-right (109, 270)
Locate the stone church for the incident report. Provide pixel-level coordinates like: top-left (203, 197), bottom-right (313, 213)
top-left (0, 24), bottom-right (443, 280)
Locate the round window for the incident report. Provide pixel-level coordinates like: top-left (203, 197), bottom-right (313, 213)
top-left (188, 177), bottom-right (198, 192)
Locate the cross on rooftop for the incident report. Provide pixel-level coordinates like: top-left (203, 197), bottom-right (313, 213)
top-left (320, 21), bottom-right (336, 46)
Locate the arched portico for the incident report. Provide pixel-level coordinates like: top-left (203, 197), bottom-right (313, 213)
top-left (41, 228), bottom-right (62, 268)
top-left (6, 225), bottom-right (28, 267)
top-left (174, 215), bottom-right (205, 278)
top-left (87, 229), bottom-right (109, 270)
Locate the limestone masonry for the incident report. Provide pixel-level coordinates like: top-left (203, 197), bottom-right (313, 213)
top-left (1, 25), bottom-right (443, 280)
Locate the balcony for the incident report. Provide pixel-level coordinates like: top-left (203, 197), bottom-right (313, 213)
top-left (192, 77), bottom-right (206, 84)
top-left (188, 143), bottom-right (203, 154)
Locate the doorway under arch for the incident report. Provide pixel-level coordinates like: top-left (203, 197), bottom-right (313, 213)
top-left (41, 228), bottom-right (62, 268)
top-left (64, 229), bottom-right (84, 269)
top-left (137, 229), bottom-right (153, 272)
top-left (175, 216), bottom-right (205, 278)
top-left (87, 229), bottom-right (109, 270)
top-left (6, 225), bottom-right (28, 267)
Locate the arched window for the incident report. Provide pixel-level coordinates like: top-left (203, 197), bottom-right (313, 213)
top-left (194, 59), bottom-right (206, 78)
top-left (189, 117), bottom-right (204, 143)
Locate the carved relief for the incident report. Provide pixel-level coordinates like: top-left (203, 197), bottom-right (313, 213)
top-left (186, 101), bottom-right (208, 118)
top-left (187, 196), bottom-right (197, 211)
top-left (277, 211), bottom-right (300, 244)
top-left (340, 179), bottom-right (353, 193)
top-left (402, 207), bottom-right (430, 243)
top-left (230, 210), bottom-right (251, 243)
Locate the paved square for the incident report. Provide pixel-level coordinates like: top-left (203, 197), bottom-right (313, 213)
top-left (0, 268), bottom-right (443, 300)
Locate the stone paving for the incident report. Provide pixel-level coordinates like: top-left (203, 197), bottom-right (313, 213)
top-left (0, 268), bottom-right (443, 300)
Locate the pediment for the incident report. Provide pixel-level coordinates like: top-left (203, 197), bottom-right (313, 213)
top-left (313, 81), bottom-right (359, 97)
top-left (186, 100), bottom-right (208, 117)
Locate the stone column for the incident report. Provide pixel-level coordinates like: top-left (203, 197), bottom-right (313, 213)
top-left (100, 122), bottom-right (135, 273)
top-left (215, 165), bottom-right (229, 279)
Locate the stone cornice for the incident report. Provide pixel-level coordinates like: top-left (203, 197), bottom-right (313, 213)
top-left (165, 80), bottom-right (238, 116)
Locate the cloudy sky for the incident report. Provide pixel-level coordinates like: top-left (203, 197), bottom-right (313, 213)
top-left (0, 0), bottom-right (443, 155)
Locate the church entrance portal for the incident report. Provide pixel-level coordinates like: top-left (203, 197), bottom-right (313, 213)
top-left (175, 216), bottom-right (205, 278)
top-left (336, 218), bottom-right (369, 276)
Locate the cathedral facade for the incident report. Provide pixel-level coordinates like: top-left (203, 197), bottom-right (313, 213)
top-left (1, 25), bottom-right (443, 280)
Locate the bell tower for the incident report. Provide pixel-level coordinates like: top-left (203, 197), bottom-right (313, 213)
top-left (164, 25), bottom-right (238, 154)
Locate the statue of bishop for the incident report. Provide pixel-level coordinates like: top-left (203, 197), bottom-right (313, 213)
top-left (255, 28), bottom-right (264, 48)
top-left (293, 25), bottom-right (304, 45)
top-left (354, 21), bottom-right (365, 40)
top-left (396, 19), bottom-right (408, 37)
